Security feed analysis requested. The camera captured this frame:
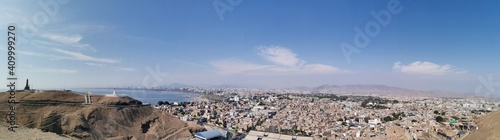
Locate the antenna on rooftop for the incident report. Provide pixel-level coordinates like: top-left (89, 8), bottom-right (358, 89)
top-left (63, 76), bottom-right (66, 90)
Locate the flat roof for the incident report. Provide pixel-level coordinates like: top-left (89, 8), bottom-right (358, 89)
top-left (194, 130), bottom-right (223, 140)
top-left (244, 130), bottom-right (313, 140)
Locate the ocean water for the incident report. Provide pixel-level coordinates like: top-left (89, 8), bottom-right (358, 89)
top-left (71, 88), bottom-right (199, 104)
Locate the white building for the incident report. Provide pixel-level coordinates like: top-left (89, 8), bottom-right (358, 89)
top-left (181, 115), bottom-right (192, 121)
top-left (368, 118), bottom-right (381, 125)
top-left (84, 92), bottom-right (92, 104)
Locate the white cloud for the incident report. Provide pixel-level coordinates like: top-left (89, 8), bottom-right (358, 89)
top-left (18, 50), bottom-right (65, 60)
top-left (40, 33), bottom-right (92, 49)
top-left (85, 62), bottom-right (135, 72)
top-left (41, 33), bottom-right (82, 44)
top-left (111, 66), bottom-right (136, 72)
top-left (85, 62), bottom-right (106, 67)
top-left (393, 61), bottom-right (467, 75)
top-left (303, 64), bottom-right (344, 73)
top-left (211, 46), bottom-right (348, 75)
top-left (265, 64), bottom-right (346, 74)
top-left (257, 46), bottom-right (305, 67)
top-left (53, 48), bottom-right (120, 63)
top-left (210, 60), bottom-right (274, 75)
top-left (21, 68), bottom-right (78, 74)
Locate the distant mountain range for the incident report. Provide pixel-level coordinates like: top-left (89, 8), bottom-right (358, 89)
top-left (314, 84), bottom-right (414, 92)
top-left (313, 84), bottom-right (481, 98)
top-left (311, 84), bottom-right (423, 96)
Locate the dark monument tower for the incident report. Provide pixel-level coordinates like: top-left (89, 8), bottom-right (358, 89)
top-left (24, 79), bottom-right (30, 90)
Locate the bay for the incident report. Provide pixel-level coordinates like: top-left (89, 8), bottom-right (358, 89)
top-left (71, 88), bottom-right (199, 104)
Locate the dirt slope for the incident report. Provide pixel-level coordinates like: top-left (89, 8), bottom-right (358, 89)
top-left (0, 91), bottom-right (204, 140)
top-left (0, 125), bottom-right (70, 140)
top-left (464, 110), bottom-right (500, 140)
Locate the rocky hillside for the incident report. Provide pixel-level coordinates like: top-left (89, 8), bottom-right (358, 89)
top-left (464, 110), bottom-right (500, 140)
top-left (0, 91), bottom-right (204, 140)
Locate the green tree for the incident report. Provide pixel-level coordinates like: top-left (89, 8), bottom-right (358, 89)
top-left (157, 101), bottom-right (164, 105)
top-left (361, 100), bottom-right (369, 107)
top-left (383, 116), bottom-right (393, 122)
top-left (435, 116), bottom-right (444, 122)
top-left (434, 110), bottom-right (439, 114)
top-left (339, 96), bottom-right (348, 101)
top-left (411, 119), bottom-right (417, 123)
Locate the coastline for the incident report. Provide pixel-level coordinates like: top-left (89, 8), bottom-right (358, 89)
top-left (71, 88), bottom-right (201, 104)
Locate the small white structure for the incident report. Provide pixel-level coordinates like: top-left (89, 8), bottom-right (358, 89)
top-left (369, 118), bottom-right (381, 125)
top-left (105, 89), bottom-right (127, 97)
top-left (234, 96), bottom-right (240, 102)
top-left (84, 92), bottom-right (92, 104)
top-left (181, 115), bottom-right (192, 121)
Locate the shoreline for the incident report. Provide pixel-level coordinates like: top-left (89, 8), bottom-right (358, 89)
top-left (70, 88), bottom-right (202, 104)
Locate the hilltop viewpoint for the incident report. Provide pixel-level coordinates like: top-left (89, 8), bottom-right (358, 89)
top-left (0, 91), bottom-right (204, 140)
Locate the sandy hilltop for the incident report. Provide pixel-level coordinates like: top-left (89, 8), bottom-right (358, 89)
top-left (0, 126), bottom-right (70, 140)
top-left (464, 110), bottom-right (500, 140)
top-left (0, 91), bottom-right (204, 140)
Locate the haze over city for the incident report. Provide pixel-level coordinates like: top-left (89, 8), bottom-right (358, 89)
top-left (1, 0), bottom-right (499, 95)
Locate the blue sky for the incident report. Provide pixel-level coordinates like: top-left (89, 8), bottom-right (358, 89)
top-left (0, 0), bottom-right (499, 94)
